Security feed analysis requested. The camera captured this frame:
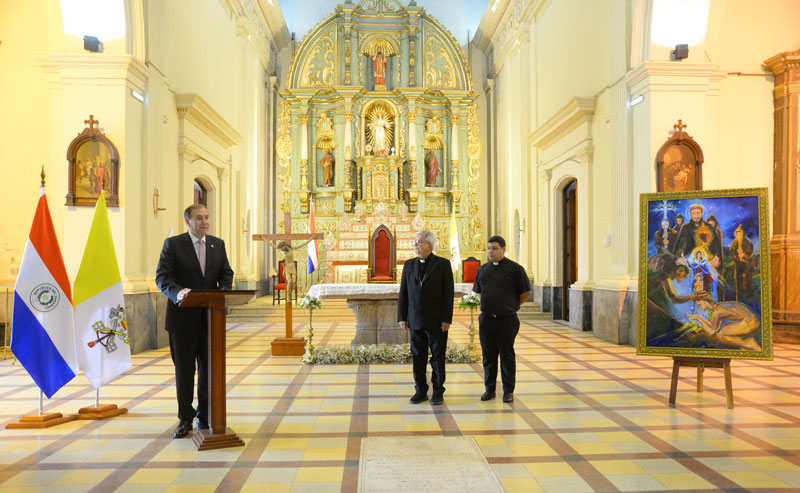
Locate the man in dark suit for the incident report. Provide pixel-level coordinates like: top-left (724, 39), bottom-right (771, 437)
top-left (156, 204), bottom-right (233, 439)
top-left (398, 230), bottom-right (454, 405)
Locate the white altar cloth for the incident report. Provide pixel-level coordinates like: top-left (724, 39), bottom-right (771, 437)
top-left (307, 283), bottom-right (475, 345)
top-left (307, 283), bottom-right (474, 299)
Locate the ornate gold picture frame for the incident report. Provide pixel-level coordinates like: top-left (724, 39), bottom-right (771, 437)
top-left (65, 115), bottom-right (120, 207)
top-left (637, 188), bottom-right (772, 360)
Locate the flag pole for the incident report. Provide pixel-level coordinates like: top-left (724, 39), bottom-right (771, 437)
top-left (95, 388), bottom-right (100, 408)
top-left (5, 169), bottom-right (78, 429)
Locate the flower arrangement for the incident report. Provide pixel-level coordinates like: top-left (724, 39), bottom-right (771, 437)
top-left (311, 343), bottom-right (476, 365)
top-left (299, 295), bottom-right (322, 363)
top-left (458, 293), bottom-right (480, 310)
top-left (458, 293), bottom-right (481, 360)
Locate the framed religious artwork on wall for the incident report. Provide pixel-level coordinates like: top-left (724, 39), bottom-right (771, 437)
top-left (65, 115), bottom-right (120, 207)
top-left (637, 188), bottom-right (772, 360)
top-left (655, 120), bottom-right (703, 192)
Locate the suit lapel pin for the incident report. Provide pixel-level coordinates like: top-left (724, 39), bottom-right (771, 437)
top-left (210, 244), bottom-right (215, 248)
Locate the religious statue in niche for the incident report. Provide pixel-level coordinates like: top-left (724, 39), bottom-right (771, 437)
top-left (367, 105), bottom-right (394, 156)
top-left (360, 40), bottom-right (398, 91)
top-left (320, 150), bottom-right (335, 186)
top-left (425, 149), bottom-right (440, 186)
top-left (422, 114), bottom-right (444, 186)
top-left (314, 112), bottom-right (336, 186)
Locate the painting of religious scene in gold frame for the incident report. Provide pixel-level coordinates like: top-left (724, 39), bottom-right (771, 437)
top-left (65, 115), bottom-right (120, 207)
top-left (637, 188), bottom-right (772, 360)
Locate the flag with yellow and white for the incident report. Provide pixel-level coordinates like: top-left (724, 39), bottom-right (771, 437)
top-left (73, 192), bottom-right (131, 388)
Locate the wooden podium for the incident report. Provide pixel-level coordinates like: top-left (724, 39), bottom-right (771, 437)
top-left (180, 290), bottom-right (254, 450)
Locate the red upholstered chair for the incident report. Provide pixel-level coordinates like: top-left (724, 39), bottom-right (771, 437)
top-left (368, 225), bottom-right (397, 283)
top-left (462, 256), bottom-right (480, 283)
top-left (272, 260), bottom-right (298, 305)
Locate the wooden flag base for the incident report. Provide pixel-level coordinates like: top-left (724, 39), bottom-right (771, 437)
top-left (271, 337), bottom-right (306, 356)
top-left (192, 428), bottom-right (244, 450)
top-left (76, 404), bottom-right (128, 420)
top-left (6, 412), bottom-right (77, 429)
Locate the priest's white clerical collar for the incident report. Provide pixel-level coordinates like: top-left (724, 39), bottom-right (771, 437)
top-left (492, 261), bottom-right (499, 266)
top-left (419, 259), bottom-right (426, 263)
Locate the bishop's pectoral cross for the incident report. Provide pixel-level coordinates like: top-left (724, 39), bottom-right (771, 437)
top-left (253, 213), bottom-right (323, 355)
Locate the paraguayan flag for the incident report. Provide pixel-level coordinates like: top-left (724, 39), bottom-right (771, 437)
top-left (11, 190), bottom-right (78, 398)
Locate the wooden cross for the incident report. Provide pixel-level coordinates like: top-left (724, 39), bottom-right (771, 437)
top-left (85, 115), bottom-right (99, 132)
top-left (673, 119), bottom-right (687, 137)
top-left (253, 212), bottom-right (323, 355)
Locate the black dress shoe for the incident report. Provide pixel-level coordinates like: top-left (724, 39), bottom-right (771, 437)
top-left (503, 392), bottom-right (514, 403)
top-left (173, 420), bottom-right (193, 439)
top-left (430, 393), bottom-right (444, 405)
top-left (196, 420), bottom-right (209, 431)
top-left (480, 391), bottom-right (496, 401)
top-left (409, 392), bottom-right (428, 404)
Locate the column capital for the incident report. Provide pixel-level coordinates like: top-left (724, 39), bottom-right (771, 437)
top-left (764, 50), bottom-right (800, 76)
top-left (300, 114), bottom-right (310, 124)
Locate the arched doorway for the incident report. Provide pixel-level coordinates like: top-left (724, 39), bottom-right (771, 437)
top-left (562, 180), bottom-right (577, 321)
top-left (193, 179), bottom-right (208, 206)
top-left (192, 177), bottom-right (214, 234)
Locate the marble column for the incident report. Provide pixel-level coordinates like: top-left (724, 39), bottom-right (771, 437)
top-left (343, 109), bottom-right (354, 211)
top-left (765, 51), bottom-right (800, 342)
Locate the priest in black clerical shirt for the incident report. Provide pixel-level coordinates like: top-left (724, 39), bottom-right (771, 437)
top-left (398, 230), bottom-right (454, 406)
top-left (472, 235), bottom-right (532, 403)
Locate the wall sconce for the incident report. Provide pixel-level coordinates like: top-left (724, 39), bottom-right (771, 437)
top-left (153, 188), bottom-right (166, 215)
top-left (671, 44), bottom-right (689, 61)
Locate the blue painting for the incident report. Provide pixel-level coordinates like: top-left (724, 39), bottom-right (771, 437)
top-left (637, 189), bottom-right (772, 360)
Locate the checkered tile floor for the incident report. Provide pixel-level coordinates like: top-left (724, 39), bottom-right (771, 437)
top-left (2, 316), bottom-right (800, 492)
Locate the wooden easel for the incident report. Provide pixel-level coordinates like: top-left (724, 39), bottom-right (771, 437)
top-left (669, 357), bottom-right (734, 409)
top-left (253, 213), bottom-right (322, 356)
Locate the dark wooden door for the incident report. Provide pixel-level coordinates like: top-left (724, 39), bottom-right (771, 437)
top-left (562, 180), bottom-right (577, 320)
top-left (194, 179), bottom-right (208, 206)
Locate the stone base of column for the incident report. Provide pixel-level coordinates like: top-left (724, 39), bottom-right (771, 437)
top-left (532, 284), bottom-right (551, 312)
top-left (124, 291), bottom-right (168, 354)
top-left (551, 287), bottom-right (563, 320)
top-left (568, 285), bottom-right (593, 332)
top-left (592, 287), bottom-right (637, 345)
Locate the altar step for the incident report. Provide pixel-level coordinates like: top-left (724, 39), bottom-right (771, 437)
top-left (228, 296), bottom-right (551, 324)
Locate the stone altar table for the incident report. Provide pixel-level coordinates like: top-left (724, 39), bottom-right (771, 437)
top-left (307, 283), bottom-right (474, 346)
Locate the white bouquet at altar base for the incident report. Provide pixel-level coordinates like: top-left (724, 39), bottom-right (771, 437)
top-left (300, 294), bottom-right (322, 310)
top-left (459, 293), bottom-right (480, 310)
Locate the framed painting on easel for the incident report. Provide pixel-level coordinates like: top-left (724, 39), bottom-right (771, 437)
top-left (637, 188), bottom-right (773, 361)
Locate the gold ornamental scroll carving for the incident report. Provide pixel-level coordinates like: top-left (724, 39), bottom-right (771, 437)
top-left (424, 31), bottom-right (458, 89)
top-left (358, 0), bottom-right (403, 13)
top-left (467, 103), bottom-right (484, 250)
top-left (299, 24), bottom-right (336, 88)
top-left (277, 102), bottom-right (292, 214)
top-left (315, 112), bottom-right (335, 150)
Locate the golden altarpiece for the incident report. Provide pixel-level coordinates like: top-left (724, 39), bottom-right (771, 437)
top-left (277, 0), bottom-right (483, 287)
